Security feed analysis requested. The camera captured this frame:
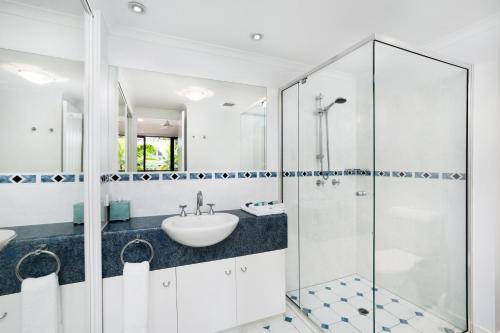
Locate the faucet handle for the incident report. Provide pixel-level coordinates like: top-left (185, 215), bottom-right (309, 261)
top-left (179, 205), bottom-right (187, 217)
top-left (207, 203), bottom-right (215, 215)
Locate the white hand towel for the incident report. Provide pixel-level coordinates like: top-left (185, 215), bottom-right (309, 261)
top-left (241, 203), bottom-right (286, 216)
top-left (123, 261), bottom-right (150, 333)
top-left (21, 272), bottom-right (62, 333)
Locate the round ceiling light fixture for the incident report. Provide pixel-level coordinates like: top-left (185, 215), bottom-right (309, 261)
top-left (176, 87), bottom-right (214, 102)
top-left (128, 1), bottom-right (146, 14)
top-left (250, 33), bottom-right (263, 41)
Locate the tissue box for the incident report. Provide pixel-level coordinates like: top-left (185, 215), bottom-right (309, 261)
top-left (110, 200), bottom-right (130, 221)
top-left (73, 202), bottom-right (84, 224)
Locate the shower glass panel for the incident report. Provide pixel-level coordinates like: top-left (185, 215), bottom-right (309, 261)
top-left (373, 41), bottom-right (468, 333)
top-left (284, 42), bottom-right (375, 332)
top-left (282, 37), bottom-right (469, 333)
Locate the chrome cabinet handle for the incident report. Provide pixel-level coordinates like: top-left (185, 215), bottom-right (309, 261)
top-left (0, 312), bottom-right (7, 320)
top-left (240, 266), bottom-right (247, 273)
top-left (225, 270), bottom-right (231, 276)
top-left (162, 281), bottom-right (171, 288)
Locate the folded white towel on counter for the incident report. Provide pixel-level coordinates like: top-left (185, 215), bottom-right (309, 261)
top-left (241, 202), bottom-right (286, 216)
top-left (123, 261), bottom-right (150, 333)
top-left (22, 272), bottom-right (62, 333)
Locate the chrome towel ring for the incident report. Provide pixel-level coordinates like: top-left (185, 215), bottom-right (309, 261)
top-left (120, 236), bottom-right (154, 265)
top-left (15, 244), bottom-right (61, 282)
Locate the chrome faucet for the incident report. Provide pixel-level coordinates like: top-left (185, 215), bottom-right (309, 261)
top-left (195, 191), bottom-right (203, 215)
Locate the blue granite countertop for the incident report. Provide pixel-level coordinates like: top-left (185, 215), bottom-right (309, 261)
top-left (0, 210), bottom-right (287, 296)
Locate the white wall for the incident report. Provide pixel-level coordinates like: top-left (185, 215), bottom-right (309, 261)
top-left (426, 15), bottom-right (500, 333)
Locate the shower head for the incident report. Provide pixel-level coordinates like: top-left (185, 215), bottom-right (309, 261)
top-left (322, 97), bottom-right (347, 112)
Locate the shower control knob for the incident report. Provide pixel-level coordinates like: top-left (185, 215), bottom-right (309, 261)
top-left (356, 191), bottom-right (367, 197)
top-left (332, 179), bottom-right (341, 187)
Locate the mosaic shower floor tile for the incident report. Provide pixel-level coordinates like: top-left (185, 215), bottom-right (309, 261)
top-left (286, 274), bottom-right (464, 333)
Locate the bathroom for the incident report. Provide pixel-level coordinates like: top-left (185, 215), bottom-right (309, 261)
top-left (0, 0), bottom-right (499, 333)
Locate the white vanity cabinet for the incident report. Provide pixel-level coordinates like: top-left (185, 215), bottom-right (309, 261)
top-left (177, 258), bottom-right (237, 333)
top-left (235, 250), bottom-right (286, 325)
top-left (103, 268), bottom-right (177, 333)
top-left (102, 249), bottom-right (285, 333)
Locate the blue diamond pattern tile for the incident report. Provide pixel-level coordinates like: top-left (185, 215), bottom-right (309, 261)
top-left (215, 172), bottom-right (236, 179)
top-left (259, 171), bottom-right (277, 178)
top-left (238, 171), bottom-right (257, 178)
top-left (415, 171), bottom-right (439, 179)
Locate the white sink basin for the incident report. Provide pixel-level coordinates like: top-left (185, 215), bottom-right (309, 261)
top-left (161, 213), bottom-right (239, 247)
top-left (0, 229), bottom-right (16, 252)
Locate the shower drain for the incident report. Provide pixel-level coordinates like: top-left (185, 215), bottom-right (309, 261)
top-left (358, 308), bottom-right (370, 316)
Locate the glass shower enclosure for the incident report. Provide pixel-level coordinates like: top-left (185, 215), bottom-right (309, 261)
top-left (281, 36), bottom-right (470, 333)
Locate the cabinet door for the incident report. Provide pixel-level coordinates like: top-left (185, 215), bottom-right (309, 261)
top-left (177, 258), bottom-right (236, 333)
top-left (149, 269), bottom-right (177, 333)
top-left (103, 268), bottom-right (177, 333)
top-left (236, 250), bottom-right (286, 325)
top-left (0, 292), bottom-right (20, 333)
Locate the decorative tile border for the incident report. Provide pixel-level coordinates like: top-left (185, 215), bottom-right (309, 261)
top-left (162, 172), bottom-right (187, 181)
top-left (238, 171), bottom-right (258, 179)
top-left (215, 172), bottom-right (236, 179)
top-left (41, 174), bottom-right (76, 183)
top-left (282, 169), bottom-right (467, 181)
top-left (0, 174), bottom-right (37, 184)
top-left (1, 169), bottom-right (465, 184)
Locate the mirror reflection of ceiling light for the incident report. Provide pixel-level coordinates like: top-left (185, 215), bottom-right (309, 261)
top-left (1, 64), bottom-right (65, 85)
top-left (251, 33), bottom-right (263, 41)
top-left (176, 87), bottom-right (214, 101)
top-left (128, 1), bottom-right (146, 14)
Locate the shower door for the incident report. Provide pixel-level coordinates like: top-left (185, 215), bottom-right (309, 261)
top-left (282, 37), bottom-right (469, 333)
top-left (283, 41), bottom-right (376, 332)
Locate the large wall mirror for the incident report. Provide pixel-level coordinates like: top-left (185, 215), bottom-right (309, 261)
top-left (0, 49), bottom-right (84, 173)
top-left (110, 66), bottom-right (267, 172)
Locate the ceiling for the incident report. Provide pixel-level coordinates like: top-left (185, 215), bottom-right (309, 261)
top-left (95, 0), bottom-right (500, 64)
top-left (10, 0), bottom-right (84, 16)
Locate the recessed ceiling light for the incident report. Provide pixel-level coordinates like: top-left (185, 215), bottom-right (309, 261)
top-left (176, 87), bottom-right (214, 102)
top-left (251, 33), bottom-right (263, 41)
top-left (137, 118), bottom-right (144, 122)
top-left (128, 1), bottom-right (146, 14)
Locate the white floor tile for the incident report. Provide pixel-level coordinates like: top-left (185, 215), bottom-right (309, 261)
top-left (349, 315), bottom-right (381, 333)
top-left (299, 292), bottom-right (324, 310)
top-left (310, 306), bottom-right (341, 325)
top-left (331, 285), bottom-right (358, 299)
top-left (315, 289), bottom-right (342, 305)
top-left (383, 301), bottom-right (416, 321)
top-left (328, 321), bottom-right (361, 333)
top-left (348, 296), bottom-right (373, 312)
top-left (269, 321), bottom-right (300, 333)
top-left (331, 301), bottom-right (359, 318)
top-left (373, 309), bottom-right (399, 327)
top-left (389, 323), bottom-right (421, 333)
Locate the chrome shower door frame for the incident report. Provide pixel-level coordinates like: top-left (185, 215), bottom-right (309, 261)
top-left (279, 34), bottom-right (473, 333)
